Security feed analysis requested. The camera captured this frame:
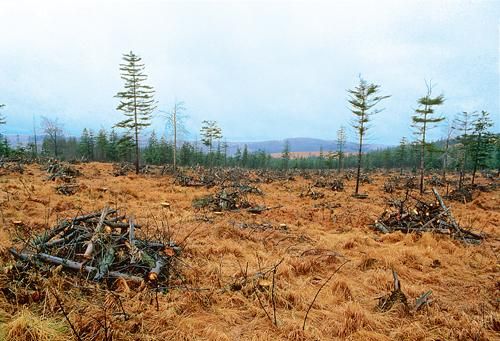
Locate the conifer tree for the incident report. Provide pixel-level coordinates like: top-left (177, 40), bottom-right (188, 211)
top-left (242, 144), bottom-right (249, 167)
top-left (281, 139), bottom-right (290, 170)
top-left (78, 128), bottom-right (91, 159)
top-left (470, 110), bottom-right (494, 184)
top-left (95, 128), bottom-right (108, 161)
top-left (348, 77), bottom-right (390, 195)
top-left (318, 146), bottom-right (324, 169)
top-left (200, 120), bottom-right (222, 166)
top-left (200, 120), bottom-right (222, 154)
top-left (107, 129), bottom-right (119, 161)
top-left (234, 147), bottom-right (242, 166)
top-left (336, 126), bottom-right (346, 173)
top-left (412, 82), bottom-right (444, 194)
top-left (453, 111), bottom-right (477, 189)
top-left (115, 51), bottom-right (156, 174)
top-left (397, 137), bottom-right (408, 174)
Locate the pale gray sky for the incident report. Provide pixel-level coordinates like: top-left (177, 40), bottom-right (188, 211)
top-left (0, 0), bottom-right (498, 144)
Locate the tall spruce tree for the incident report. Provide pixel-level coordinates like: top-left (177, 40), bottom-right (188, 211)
top-left (470, 110), bottom-right (494, 184)
top-left (242, 144), bottom-right (249, 167)
top-left (115, 51), bottom-right (156, 174)
top-left (200, 120), bottom-right (222, 166)
top-left (397, 137), bottom-right (408, 174)
top-left (95, 128), bottom-right (108, 161)
top-left (200, 120), bottom-right (222, 154)
top-left (453, 111), bottom-right (477, 189)
top-left (78, 128), bottom-right (91, 159)
top-left (412, 82), bottom-right (444, 194)
top-left (348, 77), bottom-right (390, 195)
top-left (107, 129), bottom-right (119, 161)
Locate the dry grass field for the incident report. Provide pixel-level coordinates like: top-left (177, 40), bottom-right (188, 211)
top-left (0, 162), bottom-right (498, 340)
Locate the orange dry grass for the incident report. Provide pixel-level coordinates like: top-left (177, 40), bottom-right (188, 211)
top-left (0, 162), bottom-right (498, 340)
top-left (0, 308), bottom-right (67, 341)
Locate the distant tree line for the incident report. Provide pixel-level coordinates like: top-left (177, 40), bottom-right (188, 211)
top-left (0, 54), bottom-right (498, 194)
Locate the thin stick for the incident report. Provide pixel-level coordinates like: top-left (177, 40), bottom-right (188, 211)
top-left (50, 289), bottom-right (83, 341)
top-left (256, 291), bottom-right (273, 324)
top-left (302, 260), bottom-right (349, 331)
top-left (271, 258), bottom-right (284, 326)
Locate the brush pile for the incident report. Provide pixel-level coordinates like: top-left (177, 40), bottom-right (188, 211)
top-left (374, 188), bottom-right (483, 243)
top-left (192, 186), bottom-right (253, 211)
top-left (426, 175), bottom-right (444, 187)
top-left (0, 160), bottom-right (24, 174)
top-left (174, 172), bottom-right (208, 187)
top-left (446, 182), bottom-right (497, 203)
top-left (55, 183), bottom-right (80, 196)
top-left (383, 180), bottom-right (396, 193)
top-left (45, 160), bottom-right (80, 181)
top-left (300, 186), bottom-right (325, 200)
top-left (112, 162), bottom-right (135, 176)
top-left (360, 174), bottom-right (373, 184)
top-left (313, 178), bottom-right (344, 192)
top-left (9, 207), bottom-right (181, 285)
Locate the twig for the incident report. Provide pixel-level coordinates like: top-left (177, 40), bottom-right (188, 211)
top-left (302, 260), bottom-right (349, 331)
top-left (256, 291), bottom-right (273, 324)
top-left (271, 258), bottom-right (284, 326)
top-left (50, 289), bottom-right (83, 341)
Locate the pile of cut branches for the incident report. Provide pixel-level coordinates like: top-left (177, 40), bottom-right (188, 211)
top-left (45, 160), bottom-right (81, 181)
top-left (446, 183), bottom-right (497, 203)
top-left (374, 188), bottom-right (483, 243)
top-left (0, 159), bottom-right (24, 174)
top-left (300, 186), bottom-right (325, 200)
top-left (9, 207), bottom-right (181, 285)
top-left (313, 178), bottom-right (344, 192)
top-left (112, 162), bottom-right (135, 176)
top-left (192, 186), bottom-right (253, 211)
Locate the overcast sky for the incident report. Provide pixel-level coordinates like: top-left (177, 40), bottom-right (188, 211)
top-left (0, 0), bottom-right (498, 144)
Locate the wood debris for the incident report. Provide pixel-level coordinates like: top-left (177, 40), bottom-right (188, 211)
top-left (377, 270), bottom-right (432, 313)
top-left (9, 207), bottom-right (181, 285)
top-left (374, 188), bottom-right (483, 243)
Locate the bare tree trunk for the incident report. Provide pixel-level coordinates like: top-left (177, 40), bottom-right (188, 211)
top-left (419, 112), bottom-right (428, 194)
top-left (173, 105), bottom-right (177, 170)
top-left (442, 135), bottom-right (450, 184)
top-left (33, 115), bottom-right (38, 157)
top-left (471, 133), bottom-right (481, 185)
top-left (133, 75), bottom-right (140, 174)
top-left (355, 127), bottom-right (363, 195)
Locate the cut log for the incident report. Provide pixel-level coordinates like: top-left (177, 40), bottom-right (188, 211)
top-left (9, 248), bottom-right (143, 283)
top-left (33, 220), bottom-right (70, 246)
top-left (83, 206), bottom-right (110, 259)
top-left (374, 222), bottom-right (390, 233)
top-left (147, 259), bottom-right (166, 282)
top-left (415, 290), bottom-right (433, 311)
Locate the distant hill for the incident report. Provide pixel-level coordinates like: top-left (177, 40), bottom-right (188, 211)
top-left (4, 135), bottom-right (387, 156)
top-left (225, 137), bottom-right (386, 155)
